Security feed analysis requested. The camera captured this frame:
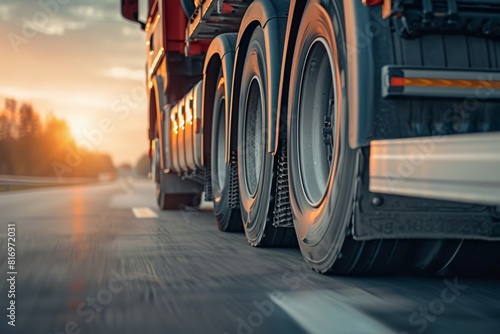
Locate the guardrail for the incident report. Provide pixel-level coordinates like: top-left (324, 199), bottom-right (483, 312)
top-left (0, 175), bottom-right (96, 186)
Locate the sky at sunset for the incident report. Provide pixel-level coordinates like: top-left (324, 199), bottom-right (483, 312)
top-left (0, 0), bottom-right (148, 166)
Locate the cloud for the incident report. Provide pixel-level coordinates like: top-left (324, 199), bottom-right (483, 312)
top-left (122, 26), bottom-right (140, 37)
top-left (0, 0), bottom-right (147, 165)
top-left (29, 18), bottom-right (87, 35)
top-left (4, 2), bottom-right (120, 36)
top-left (0, 4), bottom-right (13, 21)
top-left (0, 86), bottom-right (110, 110)
top-left (68, 5), bottom-right (119, 21)
top-left (104, 67), bottom-right (144, 81)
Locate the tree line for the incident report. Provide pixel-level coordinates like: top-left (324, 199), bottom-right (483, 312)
top-left (0, 98), bottom-right (115, 178)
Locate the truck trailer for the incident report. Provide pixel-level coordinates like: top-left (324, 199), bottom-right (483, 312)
top-left (122, 0), bottom-right (500, 275)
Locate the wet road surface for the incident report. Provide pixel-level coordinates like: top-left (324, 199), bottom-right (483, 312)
top-left (0, 178), bottom-right (499, 334)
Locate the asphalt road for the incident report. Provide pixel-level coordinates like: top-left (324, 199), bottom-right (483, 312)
top-left (0, 178), bottom-right (499, 334)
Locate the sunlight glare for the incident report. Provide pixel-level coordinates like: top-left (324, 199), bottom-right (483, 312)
top-left (67, 116), bottom-right (94, 147)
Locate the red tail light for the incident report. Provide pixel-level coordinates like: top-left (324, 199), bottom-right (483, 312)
top-left (363, 0), bottom-right (384, 6)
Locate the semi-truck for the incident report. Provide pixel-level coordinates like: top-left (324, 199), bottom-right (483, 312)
top-left (121, 0), bottom-right (500, 276)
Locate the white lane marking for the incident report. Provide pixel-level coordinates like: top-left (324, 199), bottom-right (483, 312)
top-left (269, 290), bottom-right (395, 334)
top-left (132, 207), bottom-right (158, 219)
top-left (198, 192), bottom-right (214, 211)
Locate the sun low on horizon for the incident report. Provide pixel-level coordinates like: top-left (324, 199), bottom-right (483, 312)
top-left (0, 0), bottom-right (148, 166)
top-left (66, 114), bottom-right (95, 148)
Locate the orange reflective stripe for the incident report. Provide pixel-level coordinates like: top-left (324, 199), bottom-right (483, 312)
top-left (392, 77), bottom-right (500, 89)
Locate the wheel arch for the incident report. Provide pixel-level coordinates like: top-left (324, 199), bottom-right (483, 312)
top-left (150, 74), bottom-right (168, 171)
top-left (277, 0), bottom-right (389, 151)
top-left (202, 33), bottom-right (237, 167)
top-left (230, 0), bottom-right (290, 159)
top-left (274, 0), bottom-right (307, 154)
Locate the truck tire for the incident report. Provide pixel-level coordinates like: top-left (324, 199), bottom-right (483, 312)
top-left (237, 27), bottom-right (296, 246)
top-left (288, 0), bottom-right (500, 276)
top-left (211, 74), bottom-right (243, 231)
top-left (406, 239), bottom-right (500, 277)
top-left (287, 0), bottom-right (408, 274)
top-left (390, 24), bottom-right (500, 277)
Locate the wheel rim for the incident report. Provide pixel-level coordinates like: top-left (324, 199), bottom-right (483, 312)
top-left (215, 98), bottom-right (226, 189)
top-left (297, 37), bottom-right (336, 206)
top-left (243, 77), bottom-right (264, 197)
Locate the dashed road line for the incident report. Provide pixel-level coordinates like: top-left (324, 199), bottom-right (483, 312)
top-left (132, 207), bottom-right (158, 219)
top-left (270, 290), bottom-right (394, 334)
